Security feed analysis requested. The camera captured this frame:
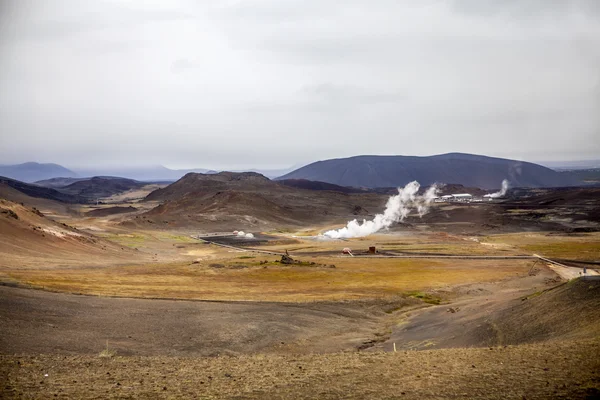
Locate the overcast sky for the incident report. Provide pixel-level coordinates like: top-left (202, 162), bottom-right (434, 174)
top-left (0, 0), bottom-right (599, 170)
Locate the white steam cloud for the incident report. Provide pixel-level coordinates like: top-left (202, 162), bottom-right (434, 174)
top-left (487, 179), bottom-right (509, 198)
top-left (237, 231), bottom-right (254, 238)
top-left (322, 181), bottom-right (439, 239)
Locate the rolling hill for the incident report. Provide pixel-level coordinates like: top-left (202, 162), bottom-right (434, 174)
top-left (0, 162), bottom-right (77, 183)
top-left (132, 171), bottom-right (383, 229)
top-left (58, 177), bottom-right (145, 198)
top-left (0, 176), bottom-right (88, 204)
top-left (0, 199), bottom-right (135, 267)
top-left (34, 177), bottom-right (85, 188)
top-left (277, 153), bottom-right (580, 189)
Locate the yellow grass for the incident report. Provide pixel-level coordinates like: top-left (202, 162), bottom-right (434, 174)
top-left (482, 232), bottom-right (600, 261)
top-left (6, 257), bottom-right (532, 302)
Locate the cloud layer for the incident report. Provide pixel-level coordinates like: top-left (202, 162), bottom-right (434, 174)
top-left (0, 1), bottom-right (598, 169)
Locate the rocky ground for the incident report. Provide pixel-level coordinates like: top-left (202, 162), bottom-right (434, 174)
top-left (2, 339), bottom-right (599, 399)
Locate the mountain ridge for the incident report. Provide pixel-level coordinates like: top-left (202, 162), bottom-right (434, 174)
top-left (0, 162), bottom-right (77, 183)
top-left (277, 153), bottom-right (579, 189)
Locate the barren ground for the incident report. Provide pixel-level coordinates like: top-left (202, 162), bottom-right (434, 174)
top-left (1, 187), bottom-right (599, 399)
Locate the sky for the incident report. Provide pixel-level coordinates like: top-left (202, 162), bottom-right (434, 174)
top-left (0, 0), bottom-right (599, 170)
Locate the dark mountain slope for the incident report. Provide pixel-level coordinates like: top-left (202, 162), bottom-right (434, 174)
top-left (0, 176), bottom-right (87, 204)
top-left (278, 179), bottom-right (365, 194)
top-left (278, 153), bottom-right (579, 189)
top-left (35, 177), bottom-right (86, 188)
top-left (0, 162), bottom-right (77, 183)
top-left (59, 177), bottom-right (145, 198)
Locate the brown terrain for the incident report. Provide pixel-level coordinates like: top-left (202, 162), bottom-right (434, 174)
top-left (1, 171), bottom-right (599, 399)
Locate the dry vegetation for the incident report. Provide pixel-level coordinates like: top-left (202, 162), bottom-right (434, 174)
top-left (481, 232), bottom-right (600, 261)
top-left (4, 247), bottom-right (531, 301)
top-left (2, 339), bottom-right (599, 399)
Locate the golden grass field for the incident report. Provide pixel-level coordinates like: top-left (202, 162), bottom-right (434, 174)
top-left (4, 230), bottom-right (537, 301)
top-left (2, 201), bottom-right (598, 302)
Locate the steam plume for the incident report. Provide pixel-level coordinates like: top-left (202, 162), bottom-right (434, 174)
top-left (322, 181), bottom-right (438, 239)
top-left (488, 179), bottom-right (509, 198)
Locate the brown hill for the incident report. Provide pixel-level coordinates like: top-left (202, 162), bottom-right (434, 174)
top-left (0, 199), bottom-right (134, 268)
top-left (131, 172), bottom-right (384, 229)
top-left (144, 171), bottom-right (275, 202)
top-left (389, 277), bottom-right (600, 351)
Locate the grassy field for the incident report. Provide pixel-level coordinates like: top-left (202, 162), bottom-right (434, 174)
top-left (5, 253), bottom-right (531, 301)
top-left (2, 228), bottom-right (594, 301)
top-left (481, 232), bottom-right (600, 261)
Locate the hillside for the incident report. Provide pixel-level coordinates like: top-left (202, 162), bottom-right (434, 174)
top-left (389, 277), bottom-right (600, 351)
top-left (0, 162), bottom-right (76, 183)
top-left (278, 179), bottom-right (365, 193)
top-left (34, 177), bottom-right (85, 188)
top-left (0, 199), bottom-right (134, 267)
top-left (0, 176), bottom-right (87, 204)
top-left (133, 172), bottom-right (383, 229)
top-left (58, 176), bottom-right (145, 198)
top-left (277, 153), bottom-right (579, 189)
top-left (145, 171), bottom-right (276, 202)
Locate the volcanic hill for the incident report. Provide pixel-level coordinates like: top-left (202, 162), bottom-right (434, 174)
top-left (58, 176), bottom-right (145, 199)
top-left (0, 162), bottom-right (76, 183)
top-left (132, 172), bottom-right (384, 229)
top-left (278, 153), bottom-right (579, 189)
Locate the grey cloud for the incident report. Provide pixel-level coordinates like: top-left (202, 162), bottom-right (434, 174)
top-left (0, 0), bottom-right (598, 169)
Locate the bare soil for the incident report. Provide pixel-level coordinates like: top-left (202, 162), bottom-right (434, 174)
top-left (0, 285), bottom-right (413, 357)
top-left (2, 339), bottom-right (599, 399)
top-left (381, 273), bottom-right (600, 351)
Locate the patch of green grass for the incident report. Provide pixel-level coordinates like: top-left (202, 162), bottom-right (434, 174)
top-left (406, 291), bottom-right (442, 305)
top-left (238, 255), bottom-right (256, 259)
top-left (99, 233), bottom-right (147, 248)
top-left (157, 233), bottom-right (197, 243)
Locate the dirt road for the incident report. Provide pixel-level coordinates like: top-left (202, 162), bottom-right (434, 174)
top-left (534, 254), bottom-right (600, 280)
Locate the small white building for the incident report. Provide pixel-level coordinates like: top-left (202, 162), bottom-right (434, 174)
top-left (440, 195), bottom-right (454, 202)
top-left (451, 193), bottom-right (473, 202)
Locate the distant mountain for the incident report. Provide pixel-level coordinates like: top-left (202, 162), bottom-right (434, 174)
top-left (72, 166), bottom-right (213, 182)
top-left (73, 166), bottom-right (298, 181)
top-left (0, 162), bottom-right (77, 183)
top-left (539, 159), bottom-right (600, 170)
top-left (277, 153), bottom-right (580, 189)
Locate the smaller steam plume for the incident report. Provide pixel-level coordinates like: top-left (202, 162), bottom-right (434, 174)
top-left (322, 181), bottom-right (438, 239)
top-left (487, 179), bottom-right (509, 198)
top-left (237, 231), bottom-right (254, 239)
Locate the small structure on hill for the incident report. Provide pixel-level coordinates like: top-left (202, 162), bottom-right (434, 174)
top-left (281, 249), bottom-right (294, 264)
